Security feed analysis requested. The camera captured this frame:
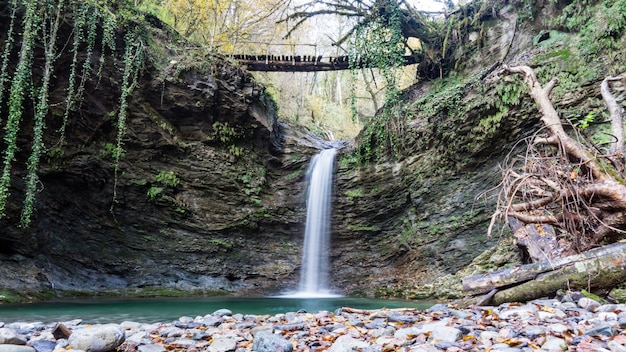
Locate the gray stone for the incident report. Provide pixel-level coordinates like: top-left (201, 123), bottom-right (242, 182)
top-left (523, 325), bottom-right (546, 338)
top-left (327, 335), bottom-right (369, 352)
top-left (68, 324), bottom-right (125, 352)
top-left (212, 309), bottom-right (233, 317)
top-left (607, 340), bottom-right (626, 352)
top-left (201, 316), bottom-right (223, 327)
top-left (125, 331), bottom-right (148, 344)
top-left (169, 338), bottom-right (196, 348)
top-left (250, 325), bottom-right (273, 337)
top-left (499, 305), bottom-right (537, 320)
top-left (578, 297), bottom-right (600, 312)
top-left (252, 331), bottom-right (292, 352)
top-left (583, 323), bottom-right (614, 337)
top-left (55, 338), bottom-right (69, 349)
top-left (178, 316), bottom-right (194, 324)
top-left (137, 344), bottom-right (166, 352)
top-left (408, 344), bottom-right (439, 352)
top-left (0, 328), bottom-right (26, 345)
top-left (209, 337), bottom-right (237, 352)
top-left (28, 340), bottom-right (55, 352)
top-left (0, 345), bottom-right (35, 352)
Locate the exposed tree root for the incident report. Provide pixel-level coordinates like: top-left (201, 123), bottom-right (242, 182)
top-left (489, 65), bottom-right (626, 258)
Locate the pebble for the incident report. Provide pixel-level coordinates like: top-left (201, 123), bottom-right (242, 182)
top-left (0, 293), bottom-right (625, 351)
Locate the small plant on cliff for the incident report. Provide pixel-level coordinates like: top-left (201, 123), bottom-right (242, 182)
top-left (156, 170), bottom-right (180, 187)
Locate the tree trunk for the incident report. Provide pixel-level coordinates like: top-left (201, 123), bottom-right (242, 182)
top-left (463, 241), bottom-right (626, 291)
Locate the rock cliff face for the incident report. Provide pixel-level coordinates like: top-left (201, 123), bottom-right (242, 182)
top-left (1, 1), bottom-right (621, 300)
top-left (0, 8), bottom-right (323, 296)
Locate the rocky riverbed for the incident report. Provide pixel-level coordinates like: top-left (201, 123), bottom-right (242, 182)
top-left (1, 292), bottom-right (626, 352)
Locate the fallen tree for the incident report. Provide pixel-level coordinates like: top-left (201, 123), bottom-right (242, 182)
top-left (469, 65), bottom-right (626, 304)
top-left (463, 241), bottom-right (626, 305)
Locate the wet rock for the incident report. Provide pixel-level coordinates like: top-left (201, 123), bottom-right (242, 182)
top-left (68, 324), bottom-right (125, 352)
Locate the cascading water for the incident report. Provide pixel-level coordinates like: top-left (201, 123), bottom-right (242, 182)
top-left (283, 148), bottom-right (340, 298)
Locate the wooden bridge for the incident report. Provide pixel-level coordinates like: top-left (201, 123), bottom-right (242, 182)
top-left (231, 53), bottom-right (419, 71)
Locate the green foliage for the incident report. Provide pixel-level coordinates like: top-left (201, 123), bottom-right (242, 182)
top-left (347, 0), bottom-right (406, 162)
top-left (147, 170), bottom-right (179, 201)
top-left (0, 0), bottom-right (152, 224)
top-left (555, 0), bottom-right (626, 72)
top-left (576, 111), bottom-right (595, 129)
top-left (211, 121), bottom-right (245, 158)
top-left (0, 0), bottom-right (40, 220)
top-left (0, 0), bottom-right (18, 122)
top-left (100, 142), bottom-right (126, 159)
top-left (209, 239), bottom-right (233, 251)
top-left (345, 188), bottom-right (365, 198)
top-left (212, 121), bottom-right (239, 144)
top-left (156, 170), bottom-right (180, 187)
top-left (21, 0), bottom-right (67, 226)
top-left (147, 186), bottom-right (164, 200)
top-left (111, 28), bottom-right (145, 211)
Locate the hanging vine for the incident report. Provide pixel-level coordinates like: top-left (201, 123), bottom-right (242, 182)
top-left (111, 29), bottom-right (145, 213)
top-left (21, 0), bottom-right (66, 226)
top-left (58, 1), bottom-right (89, 145)
top-left (0, 0), bottom-right (41, 219)
top-left (0, 0), bottom-right (147, 225)
top-left (347, 0), bottom-right (406, 162)
top-left (0, 0), bottom-right (18, 122)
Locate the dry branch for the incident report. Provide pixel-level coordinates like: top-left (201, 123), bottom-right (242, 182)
top-left (493, 66), bottom-right (626, 255)
top-left (601, 76), bottom-right (624, 159)
top-left (502, 65), bottom-right (608, 182)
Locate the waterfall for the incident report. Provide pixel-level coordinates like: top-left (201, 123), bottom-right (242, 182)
top-left (283, 148), bottom-right (339, 298)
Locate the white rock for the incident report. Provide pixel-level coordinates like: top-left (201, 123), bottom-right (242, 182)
top-left (0, 328), bottom-right (26, 345)
top-left (208, 336), bottom-right (237, 352)
top-left (429, 326), bottom-right (461, 344)
top-left (541, 336), bottom-right (566, 351)
top-left (328, 335), bottom-right (369, 352)
top-left (68, 324), bottom-right (125, 352)
top-left (578, 297), bottom-right (600, 312)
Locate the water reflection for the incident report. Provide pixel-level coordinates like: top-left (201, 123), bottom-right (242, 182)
top-left (0, 296), bottom-right (435, 323)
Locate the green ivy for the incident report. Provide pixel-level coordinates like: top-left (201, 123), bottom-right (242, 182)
top-left (111, 29), bottom-right (145, 212)
top-left (0, 0), bottom-right (18, 122)
top-left (21, 0), bottom-right (67, 226)
top-left (0, 0), bottom-right (41, 219)
top-left (347, 0), bottom-right (406, 162)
